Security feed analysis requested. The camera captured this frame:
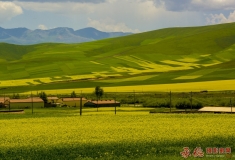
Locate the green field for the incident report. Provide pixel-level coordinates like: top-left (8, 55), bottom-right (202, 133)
top-left (2, 23), bottom-right (235, 93)
top-left (0, 109), bottom-right (234, 159)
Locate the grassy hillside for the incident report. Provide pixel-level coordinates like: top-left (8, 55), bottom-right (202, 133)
top-left (1, 23), bottom-right (235, 93)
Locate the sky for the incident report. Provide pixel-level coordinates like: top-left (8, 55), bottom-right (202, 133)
top-left (1, 0), bottom-right (235, 33)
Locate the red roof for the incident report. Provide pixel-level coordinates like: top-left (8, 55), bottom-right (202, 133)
top-left (90, 100), bottom-right (120, 104)
top-left (10, 97), bottom-right (43, 103)
top-left (0, 97), bottom-right (10, 103)
top-left (62, 98), bottom-right (87, 102)
top-left (47, 97), bottom-right (59, 100)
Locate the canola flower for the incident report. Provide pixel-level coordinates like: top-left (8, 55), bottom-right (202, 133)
top-left (0, 114), bottom-right (234, 159)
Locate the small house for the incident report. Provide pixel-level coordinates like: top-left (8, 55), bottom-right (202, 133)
top-left (10, 97), bottom-right (44, 109)
top-left (84, 100), bottom-right (120, 107)
top-left (62, 97), bottom-right (87, 107)
top-left (47, 97), bottom-right (62, 103)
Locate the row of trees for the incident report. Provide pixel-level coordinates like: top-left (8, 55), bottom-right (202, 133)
top-left (38, 86), bottom-right (104, 104)
top-left (12, 87), bottom-right (235, 109)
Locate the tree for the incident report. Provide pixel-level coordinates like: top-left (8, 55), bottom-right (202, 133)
top-left (71, 91), bottom-right (76, 98)
top-left (95, 86), bottom-right (103, 100)
top-left (39, 92), bottom-right (48, 103)
top-left (95, 86), bottom-right (104, 112)
top-left (12, 93), bottom-right (20, 99)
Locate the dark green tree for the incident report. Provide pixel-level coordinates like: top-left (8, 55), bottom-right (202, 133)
top-left (39, 92), bottom-right (48, 103)
top-left (71, 91), bottom-right (76, 98)
top-left (12, 93), bottom-right (20, 99)
top-left (95, 86), bottom-right (104, 112)
top-left (95, 86), bottom-right (104, 100)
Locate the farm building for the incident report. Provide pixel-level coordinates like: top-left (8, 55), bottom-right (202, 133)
top-left (47, 97), bottom-right (62, 103)
top-left (10, 97), bottom-right (44, 109)
top-left (84, 100), bottom-right (120, 107)
top-left (62, 98), bottom-right (87, 107)
top-left (198, 107), bottom-right (235, 113)
top-left (0, 97), bottom-right (10, 108)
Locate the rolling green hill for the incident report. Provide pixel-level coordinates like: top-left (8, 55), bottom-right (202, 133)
top-left (1, 23), bottom-right (235, 93)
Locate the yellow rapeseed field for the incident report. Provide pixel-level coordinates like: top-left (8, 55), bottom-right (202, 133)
top-left (24, 79), bottom-right (235, 95)
top-left (0, 113), bottom-right (234, 159)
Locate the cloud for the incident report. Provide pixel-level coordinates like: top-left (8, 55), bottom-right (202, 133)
top-left (17, 0), bottom-right (203, 32)
top-left (207, 10), bottom-right (235, 24)
top-left (0, 0), bottom-right (106, 3)
top-left (13, 1), bottom-right (96, 14)
top-left (0, 2), bottom-right (23, 22)
top-left (0, 0), bottom-right (209, 32)
top-left (153, 0), bottom-right (235, 12)
top-left (38, 24), bottom-right (47, 30)
top-left (87, 18), bottom-right (140, 33)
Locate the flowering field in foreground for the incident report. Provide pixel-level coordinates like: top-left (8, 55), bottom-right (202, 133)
top-left (0, 113), bottom-right (234, 160)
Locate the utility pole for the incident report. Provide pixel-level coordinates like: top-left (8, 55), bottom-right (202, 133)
top-left (115, 92), bottom-right (117, 115)
top-left (97, 97), bottom-right (98, 112)
top-left (134, 90), bottom-right (136, 107)
top-left (170, 91), bottom-right (172, 113)
top-left (230, 98), bottom-right (232, 113)
top-left (31, 91), bottom-right (33, 114)
top-left (80, 90), bottom-right (82, 116)
top-left (3, 90), bottom-right (5, 109)
top-left (190, 91), bottom-right (193, 112)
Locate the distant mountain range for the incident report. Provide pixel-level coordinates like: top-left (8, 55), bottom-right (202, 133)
top-left (0, 27), bottom-right (131, 45)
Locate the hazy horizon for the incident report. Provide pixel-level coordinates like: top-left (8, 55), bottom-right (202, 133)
top-left (1, 0), bottom-right (235, 33)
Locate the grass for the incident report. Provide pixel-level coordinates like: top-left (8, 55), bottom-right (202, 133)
top-left (1, 23), bottom-right (235, 93)
top-left (0, 108), bottom-right (234, 159)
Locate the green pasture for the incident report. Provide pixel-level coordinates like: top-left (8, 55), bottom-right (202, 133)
top-left (0, 108), bottom-right (234, 160)
top-left (1, 23), bottom-right (235, 93)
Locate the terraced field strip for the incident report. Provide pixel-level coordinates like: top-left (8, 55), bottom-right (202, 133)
top-left (22, 79), bottom-right (235, 94)
top-left (174, 75), bottom-right (202, 80)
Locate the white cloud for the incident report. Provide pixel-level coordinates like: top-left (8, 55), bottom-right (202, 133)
top-left (207, 10), bottom-right (235, 24)
top-left (14, 2), bottom-right (96, 14)
top-left (88, 18), bottom-right (139, 33)
top-left (3, 0), bottom-right (207, 32)
top-left (38, 24), bottom-right (47, 30)
top-left (0, 2), bottom-right (23, 23)
top-left (154, 0), bottom-right (235, 11)
top-left (191, 0), bottom-right (235, 11)
top-left (1, 0), bottom-right (106, 3)
top-left (15, 0), bottom-right (149, 31)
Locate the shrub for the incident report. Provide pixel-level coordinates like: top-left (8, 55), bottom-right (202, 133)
top-left (175, 101), bottom-right (203, 109)
top-left (193, 102), bottom-right (203, 109)
top-left (175, 101), bottom-right (189, 109)
top-left (143, 99), bottom-right (171, 108)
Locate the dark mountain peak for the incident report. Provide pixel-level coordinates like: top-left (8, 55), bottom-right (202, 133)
top-left (4, 27), bottom-right (29, 38)
top-left (75, 27), bottom-right (130, 40)
top-left (46, 27), bottom-right (75, 37)
top-left (8, 27), bottom-right (28, 31)
top-left (0, 26), bottom-right (132, 44)
top-left (50, 27), bottom-right (74, 32)
top-left (76, 27), bottom-right (102, 32)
